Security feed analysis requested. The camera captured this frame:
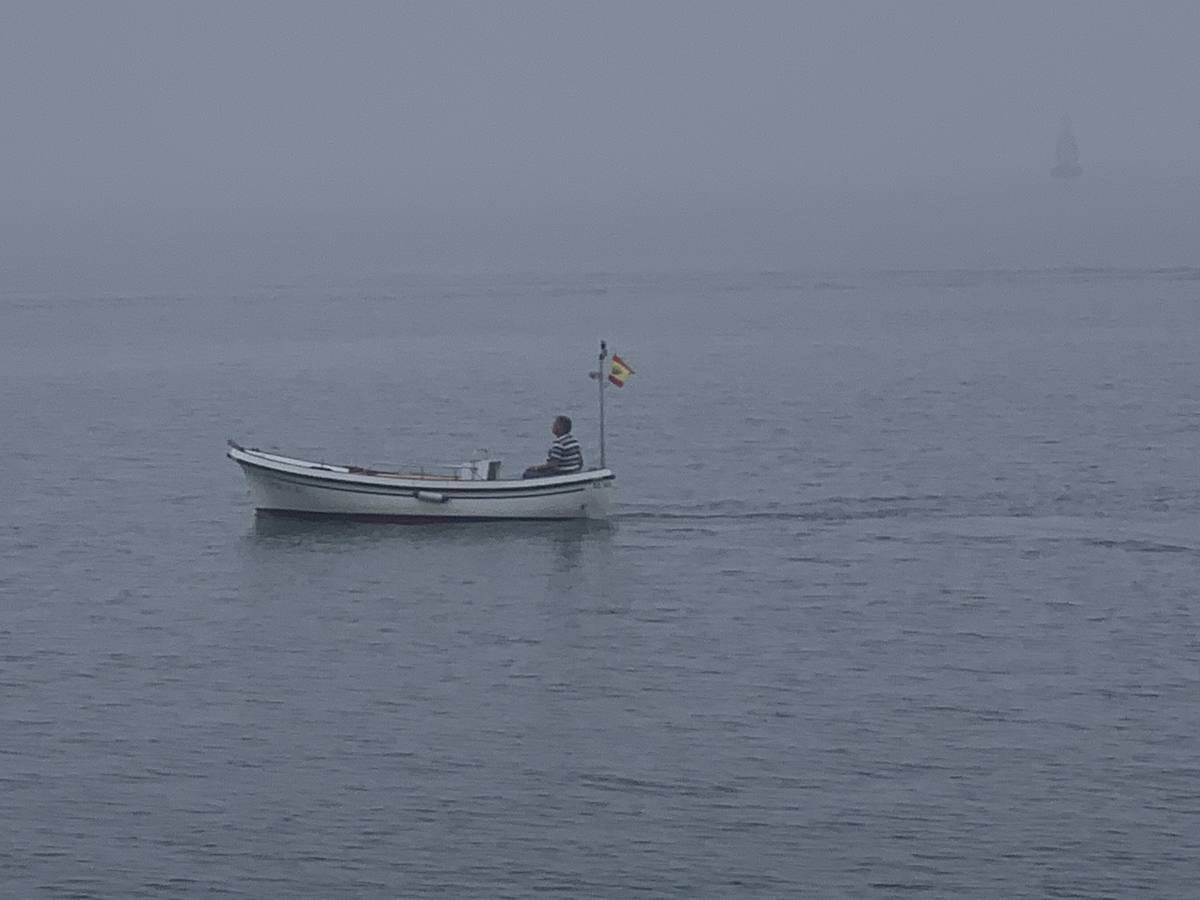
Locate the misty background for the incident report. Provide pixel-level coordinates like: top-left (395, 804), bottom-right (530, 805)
top-left (3, 1), bottom-right (1198, 290)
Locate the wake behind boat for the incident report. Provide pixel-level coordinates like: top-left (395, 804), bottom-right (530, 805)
top-left (228, 341), bottom-right (631, 523)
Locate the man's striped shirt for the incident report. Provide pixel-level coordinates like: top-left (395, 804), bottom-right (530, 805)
top-left (549, 432), bottom-right (583, 473)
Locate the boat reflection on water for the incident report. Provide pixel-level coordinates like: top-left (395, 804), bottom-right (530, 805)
top-left (249, 508), bottom-right (606, 543)
top-left (245, 509), bottom-right (608, 593)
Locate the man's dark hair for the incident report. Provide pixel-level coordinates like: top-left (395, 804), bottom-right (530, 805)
top-left (556, 415), bottom-right (572, 432)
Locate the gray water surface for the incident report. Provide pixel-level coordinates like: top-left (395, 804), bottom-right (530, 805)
top-left (4, 269), bottom-right (1200, 897)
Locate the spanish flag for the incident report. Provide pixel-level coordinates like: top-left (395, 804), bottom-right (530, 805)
top-left (608, 355), bottom-right (634, 387)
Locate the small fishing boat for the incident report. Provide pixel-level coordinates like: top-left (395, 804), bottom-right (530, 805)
top-left (228, 342), bottom-right (626, 522)
top-left (226, 442), bottom-right (614, 521)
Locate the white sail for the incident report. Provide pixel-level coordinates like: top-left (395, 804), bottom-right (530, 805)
top-left (1052, 118), bottom-right (1082, 178)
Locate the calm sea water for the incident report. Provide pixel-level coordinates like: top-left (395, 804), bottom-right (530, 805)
top-left (3, 268), bottom-right (1200, 897)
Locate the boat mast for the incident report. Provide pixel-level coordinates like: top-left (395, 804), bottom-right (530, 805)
top-left (598, 339), bottom-right (608, 469)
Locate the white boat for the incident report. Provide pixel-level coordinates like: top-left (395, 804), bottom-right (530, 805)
top-left (227, 442), bottom-right (614, 521)
top-left (229, 341), bottom-right (626, 522)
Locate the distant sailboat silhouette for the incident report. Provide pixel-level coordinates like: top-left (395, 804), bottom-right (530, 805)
top-left (1052, 118), bottom-right (1083, 178)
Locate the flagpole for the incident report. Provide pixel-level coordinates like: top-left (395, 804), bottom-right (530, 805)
top-left (598, 340), bottom-right (607, 469)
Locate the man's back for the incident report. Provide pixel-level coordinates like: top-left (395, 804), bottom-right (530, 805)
top-left (549, 431), bottom-right (583, 473)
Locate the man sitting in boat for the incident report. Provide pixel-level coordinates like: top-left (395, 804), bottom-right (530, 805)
top-left (523, 415), bottom-right (584, 478)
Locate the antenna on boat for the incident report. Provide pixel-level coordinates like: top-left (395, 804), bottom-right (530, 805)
top-left (598, 339), bottom-right (608, 469)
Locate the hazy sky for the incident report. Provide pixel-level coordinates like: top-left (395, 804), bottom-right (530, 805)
top-left (3, 2), bottom-right (1198, 281)
top-left (5, 2), bottom-right (1198, 209)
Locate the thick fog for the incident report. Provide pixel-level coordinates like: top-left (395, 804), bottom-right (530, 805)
top-left (3, 1), bottom-right (1198, 288)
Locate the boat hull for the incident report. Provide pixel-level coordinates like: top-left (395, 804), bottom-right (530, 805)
top-left (228, 444), bottom-right (613, 521)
